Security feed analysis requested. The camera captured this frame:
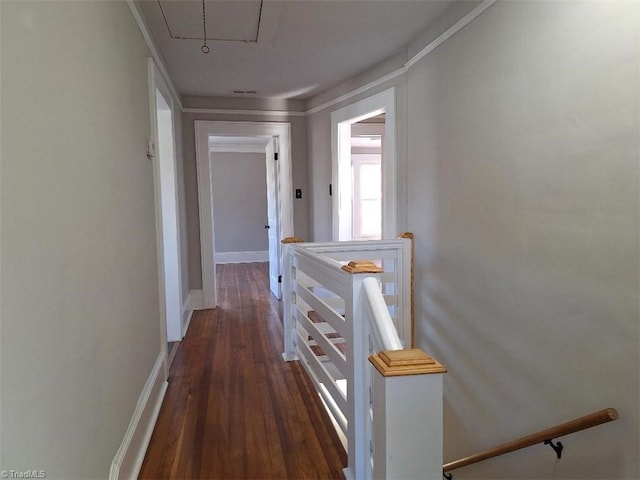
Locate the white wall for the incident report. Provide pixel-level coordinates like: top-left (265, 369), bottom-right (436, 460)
top-left (1, 2), bottom-right (161, 478)
top-left (407, 1), bottom-right (638, 478)
top-left (304, 0), bottom-right (639, 477)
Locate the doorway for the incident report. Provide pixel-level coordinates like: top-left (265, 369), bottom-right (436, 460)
top-left (350, 118), bottom-right (384, 240)
top-left (207, 135), bottom-right (282, 298)
top-left (148, 60), bottom-right (184, 351)
top-left (195, 122), bottom-right (293, 308)
top-left (331, 87), bottom-right (396, 241)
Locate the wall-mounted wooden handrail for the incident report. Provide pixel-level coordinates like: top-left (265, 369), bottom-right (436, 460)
top-left (443, 408), bottom-right (618, 474)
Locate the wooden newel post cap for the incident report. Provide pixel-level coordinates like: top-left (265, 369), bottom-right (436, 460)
top-left (282, 236), bottom-right (304, 244)
top-left (341, 260), bottom-right (384, 274)
top-left (369, 348), bottom-right (447, 377)
top-left (397, 232), bottom-right (414, 240)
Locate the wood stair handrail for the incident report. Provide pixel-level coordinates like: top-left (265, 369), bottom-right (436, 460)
top-left (443, 407), bottom-right (619, 474)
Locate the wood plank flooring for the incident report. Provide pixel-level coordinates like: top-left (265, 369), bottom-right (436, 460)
top-left (139, 263), bottom-right (346, 479)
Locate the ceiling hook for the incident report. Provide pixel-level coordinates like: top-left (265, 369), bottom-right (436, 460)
top-left (201, 0), bottom-right (210, 54)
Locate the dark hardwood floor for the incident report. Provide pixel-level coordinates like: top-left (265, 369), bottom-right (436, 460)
top-left (139, 262), bottom-right (346, 480)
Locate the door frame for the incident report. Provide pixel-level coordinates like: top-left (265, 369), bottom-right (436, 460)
top-left (147, 58), bottom-right (184, 371)
top-left (195, 121), bottom-right (293, 308)
top-left (331, 87), bottom-right (396, 241)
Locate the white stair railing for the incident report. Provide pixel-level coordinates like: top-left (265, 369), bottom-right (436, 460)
top-left (362, 276), bottom-right (402, 352)
top-left (281, 236), bottom-right (445, 480)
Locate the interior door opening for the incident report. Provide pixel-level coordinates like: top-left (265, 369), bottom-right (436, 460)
top-left (350, 118), bottom-right (384, 241)
top-left (195, 121), bottom-right (293, 308)
top-left (207, 134), bottom-right (282, 299)
top-left (149, 63), bottom-right (184, 352)
top-left (155, 90), bottom-right (182, 344)
top-left (331, 87), bottom-right (396, 241)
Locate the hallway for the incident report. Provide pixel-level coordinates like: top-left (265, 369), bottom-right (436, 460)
top-left (139, 263), bottom-right (346, 479)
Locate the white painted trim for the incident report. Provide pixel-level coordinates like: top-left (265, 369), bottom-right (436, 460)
top-left (209, 145), bottom-right (267, 154)
top-left (189, 289), bottom-right (204, 311)
top-left (126, 1), bottom-right (183, 110)
top-left (306, 68), bottom-right (406, 117)
top-left (181, 309), bottom-right (192, 338)
top-left (195, 121), bottom-right (293, 309)
top-left (184, 107), bottom-right (305, 117)
top-left (215, 251), bottom-right (269, 264)
top-left (181, 291), bottom-right (193, 337)
top-left (331, 87), bottom-right (396, 241)
top-left (109, 353), bottom-right (168, 480)
top-left (405, 0), bottom-right (496, 69)
top-left (148, 59), bottom-right (184, 345)
top-left (147, 60), bottom-right (170, 367)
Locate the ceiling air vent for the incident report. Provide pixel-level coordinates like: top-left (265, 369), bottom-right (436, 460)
top-left (233, 89), bottom-right (258, 95)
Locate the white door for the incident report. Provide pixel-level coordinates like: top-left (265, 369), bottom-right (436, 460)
top-left (265, 136), bottom-right (281, 298)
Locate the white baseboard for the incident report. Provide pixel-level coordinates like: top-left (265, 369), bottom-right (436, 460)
top-left (181, 289), bottom-right (204, 337)
top-left (181, 309), bottom-right (192, 338)
top-left (215, 250), bottom-right (268, 264)
top-left (189, 289), bottom-right (203, 310)
top-left (181, 293), bottom-right (192, 338)
top-left (109, 353), bottom-right (168, 480)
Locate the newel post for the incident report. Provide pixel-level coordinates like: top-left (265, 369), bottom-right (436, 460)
top-left (369, 348), bottom-right (447, 480)
top-left (281, 237), bottom-right (304, 361)
top-left (342, 260), bottom-right (384, 480)
top-left (397, 232), bottom-right (415, 347)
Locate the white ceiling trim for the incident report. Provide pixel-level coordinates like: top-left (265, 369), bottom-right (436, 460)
top-left (183, 107), bottom-right (305, 117)
top-left (405, 0), bottom-right (496, 69)
top-left (208, 135), bottom-right (271, 153)
top-left (305, 67), bottom-right (407, 117)
top-left (127, 0), bottom-right (183, 110)
top-left (209, 145), bottom-right (267, 154)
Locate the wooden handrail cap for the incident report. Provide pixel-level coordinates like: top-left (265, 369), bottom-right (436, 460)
top-left (369, 348), bottom-right (447, 377)
top-left (341, 260), bottom-right (383, 274)
top-left (282, 236), bottom-right (304, 244)
top-left (397, 232), bottom-right (414, 239)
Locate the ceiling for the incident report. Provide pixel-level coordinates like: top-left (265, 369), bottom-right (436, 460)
top-left (136, 0), bottom-right (453, 100)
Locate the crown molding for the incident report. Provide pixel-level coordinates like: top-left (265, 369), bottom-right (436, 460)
top-left (130, 0), bottom-right (495, 117)
top-left (305, 0), bottom-right (495, 116)
top-left (305, 68), bottom-right (407, 117)
top-left (405, 0), bottom-right (496, 69)
top-left (183, 107), bottom-right (305, 117)
top-left (126, 0), bottom-right (183, 110)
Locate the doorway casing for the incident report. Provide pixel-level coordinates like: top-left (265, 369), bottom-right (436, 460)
top-left (331, 87), bottom-right (396, 241)
top-left (148, 59), bottom-right (184, 373)
top-left (195, 121), bottom-right (293, 308)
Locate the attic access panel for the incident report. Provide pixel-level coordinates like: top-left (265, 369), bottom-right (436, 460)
top-left (158, 0), bottom-right (263, 43)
